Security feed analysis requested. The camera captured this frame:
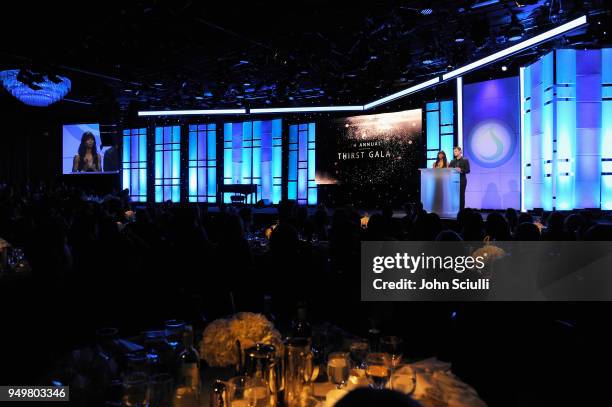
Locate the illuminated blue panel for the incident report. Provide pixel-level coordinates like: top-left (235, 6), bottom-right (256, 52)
top-left (272, 119), bottom-right (283, 204)
top-left (522, 48), bottom-right (610, 210)
top-left (521, 66), bottom-right (533, 211)
top-left (223, 119), bottom-right (283, 204)
top-left (188, 123), bottom-right (216, 203)
top-left (541, 52), bottom-right (554, 210)
top-left (574, 50), bottom-right (602, 208)
top-left (288, 122), bottom-right (317, 205)
top-left (601, 49), bottom-right (612, 209)
top-left (425, 100), bottom-right (454, 169)
top-left (307, 122), bottom-right (317, 205)
top-left (554, 49), bottom-right (576, 210)
top-left (288, 125), bottom-right (298, 200)
top-left (154, 126), bottom-right (181, 203)
top-left (122, 128), bottom-right (147, 202)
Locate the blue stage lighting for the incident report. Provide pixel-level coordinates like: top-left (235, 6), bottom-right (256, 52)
top-left (0, 69), bottom-right (71, 107)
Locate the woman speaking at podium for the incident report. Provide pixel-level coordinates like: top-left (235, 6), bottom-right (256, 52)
top-left (433, 151), bottom-right (449, 168)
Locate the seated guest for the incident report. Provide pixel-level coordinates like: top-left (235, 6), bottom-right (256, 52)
top-left (335, 388), bottom-right (421, 407)
top-left (435, 230), bottom-right (463, 241)
top-left (518, 212), bottom-right (534, 225)
top-left (485, 212), bottom-right (512, 241)
top-left (564, 213), bottom-right (586, 240)
top-left (515, 222), bottom-right (541, 241)
top-left (543, 211), bottom-right (573, 241)
top-left (505, 208), bottom-right (519, 233)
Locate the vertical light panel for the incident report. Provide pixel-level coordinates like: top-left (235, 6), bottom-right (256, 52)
top-left (154, 126), bottom-right (181, 203)
top-left (574, 50), bottom-right (602, 208)
top-left (520, 67), bottom-right (526, 212)
top-left (542, 52), bottom-right (555, 210)
top-left (603, 49), bottom-right (612, 210)
top-left (522, 48), bottom-right (610, 210)
top-left (223, 119), bottom-right (282, 204)
top-left (456, 77), bottom-right (463, 149)
top-left (425, 100), bottom-right (454, 167)
top-left (223, 122), bottom-right (234, 203)
top-left (554, 49), bottom-right (577, 210)
top-left (272, 119), bottom-right (283, 204)
top-left (188, 124), bottom-right (216, 203)
top-left (122, 128), bottom-right (147, 202)
top-left (288, 123), bottom-right (317, 205)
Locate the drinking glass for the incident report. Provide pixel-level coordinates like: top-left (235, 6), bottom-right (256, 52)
top-left (243, 376), bottom-right (270, 407)
top-left (96, 327), bottom-right (119, 360)
top-left (143, 330), bottom-right (167, 374)
top-left (326, 352), bottom-right (350, 388)
top-left (125, 352), bottom-right (148, 376)
top-left (122, 372), bottom-right (149, 407)
top-left (389, 364), bottom-right (417, 395)
top-left (228, 375), bottom-right (270, 407)
top-left (164, 319), bottom-right (186, 351)
top-left (365, 353), bottom-right (391, 389)
top-left (298, 396), bottom-right (322, 407)
top-left (379, 336), bottom-right (403, 369)
top-left (149, 373), bottom-right (174, 407)
top-left (349, 339), bottom-right (369, 369)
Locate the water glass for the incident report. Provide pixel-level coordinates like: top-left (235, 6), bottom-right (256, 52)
top-left (349, 339), bottom-right (369, 368)
top-left (149, 373), bottom-right (174, 407)
top-left (96, 327), bottom-right (119, 360)
top-left (164, 319), bottom-right (186, 350)
top-left (365, 353), bottom-right (391, 389)
top-left (379, 336), bottom-right (403, 368)
top-left (326, 352), bottom-right (350, 388)
top-left (389, 364), bottom-right (417, 395)
top-left (122, 372), bottom-right (149, 407)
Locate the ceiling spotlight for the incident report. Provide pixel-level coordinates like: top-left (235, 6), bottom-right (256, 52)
top-left (420, 8), bottom-right (433, 15)
top-left (501, 65), bottom-right (508, 71)
top-left (455, 37), bottom-right (465, 43)
top-left (422, 59), bottom-right (434, 65)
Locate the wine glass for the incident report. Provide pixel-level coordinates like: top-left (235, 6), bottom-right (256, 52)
top-left (389, 364), bottom-right (417, 395)
top-left (327, 352), bottom-right (350, 388)
top-left (164, 319), bottom-right (186, 351)
top-left (349, 339), bottom-right (369, 369)
top-left (365, 353), bottom-right (391, 389)
top-left (379, 336), bottom-right (403, 369)
top-left (149, 373), bottom-right (174, 407)
top-left (228, 376), bottom-right (270, 407)
top-left (122, 372), bottom-right (149, 407)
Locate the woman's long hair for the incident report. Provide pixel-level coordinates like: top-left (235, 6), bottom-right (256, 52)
top-left (77, 131), bottom-right (99, 171)
top-left (435, 150), bottom-right (448, 168)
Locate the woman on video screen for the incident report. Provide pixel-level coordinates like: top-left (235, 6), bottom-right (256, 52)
top-left (72, 131), bottom-right (102, 172)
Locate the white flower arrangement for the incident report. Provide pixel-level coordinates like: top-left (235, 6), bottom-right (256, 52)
top-left (199, 312), bottom-right (283, 367)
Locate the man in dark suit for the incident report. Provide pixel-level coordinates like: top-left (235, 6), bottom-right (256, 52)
top-left (449, 146), bottom-right (470, 210)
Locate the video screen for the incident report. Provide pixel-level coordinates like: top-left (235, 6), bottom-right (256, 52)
top-left (316, 108), bottom-right (422, 207)
top-left (62, 124), bottom-right (120, 174)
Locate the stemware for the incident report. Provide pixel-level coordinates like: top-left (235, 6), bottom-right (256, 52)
top-left (348, 339), bottom-right (369, 369)
top-left (326, 352), bottom-right (350, 389)
top-left (164, 319), bottom-right (186, 351)
top-left (379, 336), bottom-right (403, 369)
top-left (389, 364), bottom-right (417, 395)
top-left (364, 353), bottom-right (391, 389)
top-left (122, 372), bottom-right (149, 407)
top-left (149, 373), bottom-right (174, 407)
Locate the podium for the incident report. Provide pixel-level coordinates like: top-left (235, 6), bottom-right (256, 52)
top-left (419, 168), bottom-right (460, 218)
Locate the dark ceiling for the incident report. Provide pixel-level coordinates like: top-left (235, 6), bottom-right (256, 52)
top-left (1, 0), bottom-right (610, 113)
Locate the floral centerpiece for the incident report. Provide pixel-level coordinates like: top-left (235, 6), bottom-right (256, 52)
top-left (199, 312), bottom-right (283, 367)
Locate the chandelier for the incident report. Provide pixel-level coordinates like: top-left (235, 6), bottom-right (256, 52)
top-left (0, 69), bottom-right (71, 107)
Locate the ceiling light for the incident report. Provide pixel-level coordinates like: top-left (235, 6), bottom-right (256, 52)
top-left (138, 109), bottom-right (246, 116)
top-left (442, 15), bottom-right (587, 81)
top-left (420, 8), bottom-right (433, 15)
